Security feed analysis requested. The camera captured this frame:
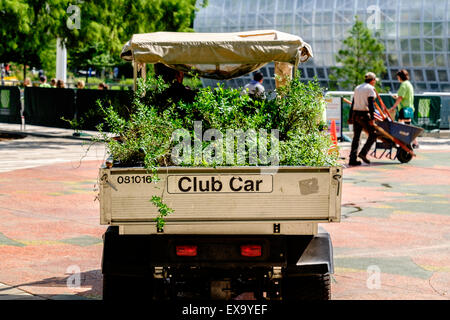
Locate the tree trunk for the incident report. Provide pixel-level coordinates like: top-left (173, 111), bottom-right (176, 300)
top-left (23, 64), bottom-right (26, 83)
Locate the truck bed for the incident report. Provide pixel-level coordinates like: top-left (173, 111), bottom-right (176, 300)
top-left (99, 166), bottom-right (342, 235)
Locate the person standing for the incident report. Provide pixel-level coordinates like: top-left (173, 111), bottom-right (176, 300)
top-left (152, 63), bottom-right (197, 113)
top-left (348, 72), bottom-right (379, 166)
top-left (39, 75), bottom-right (51, 88)
top-left (22, 78), bottom-right (32, 87)
top-left (76, 80), bottom-right (85, 89)
top-left (98, 82), bottom-right (109, 90)
top-left (242, 72), bottom-right (265, 99)
top-left (389, 69), bottom-right (418, 148)
top-left (390, 69), bottom-right (414, 123)
top-left (56, 79), bottom-right (66, 88)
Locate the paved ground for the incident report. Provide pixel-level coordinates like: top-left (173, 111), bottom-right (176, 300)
top-left (327, 144), bottom-right (450, 300)
top-left (0, 124), bottom-right (106, 300)
top-left (0, 123), bottom-right (449, 300)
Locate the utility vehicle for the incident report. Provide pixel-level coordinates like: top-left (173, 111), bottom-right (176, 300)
top-left (100, 30), bottom-right (342, 300)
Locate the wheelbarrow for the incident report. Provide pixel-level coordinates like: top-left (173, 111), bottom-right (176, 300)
top-left (370, 91), bottom-right (424, 163)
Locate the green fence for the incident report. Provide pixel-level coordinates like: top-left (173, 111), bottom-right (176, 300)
top-left (440, 96), bottom-right (450, 129)
top-left (334, 93), bottom-right (442, 132)
top-left (378, 95), bottom-right (441, 130)
top-left (0, 86), bottom-right (21, 124)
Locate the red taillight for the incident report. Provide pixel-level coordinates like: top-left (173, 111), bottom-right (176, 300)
top-left (240, 244), bottom-right (262, 257)
top-left (176, 245), bottom-right (197, 256)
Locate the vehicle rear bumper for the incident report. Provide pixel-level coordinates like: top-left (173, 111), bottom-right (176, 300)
top-left (101, 226), bottom-right (334, 276)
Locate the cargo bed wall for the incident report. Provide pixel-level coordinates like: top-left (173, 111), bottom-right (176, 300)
top-left (99, 166), bottom-right (342, 235)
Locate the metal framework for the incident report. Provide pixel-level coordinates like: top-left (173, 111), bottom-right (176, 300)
top-left (194, 0), bottom-right (449, 93)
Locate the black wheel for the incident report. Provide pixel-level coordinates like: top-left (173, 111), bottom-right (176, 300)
top-left (103, 274), bottom-right (157, 301)
top-left (282, 274), bottom-right (331, 301)
top-left (396, 147), bottom-right (413, 163)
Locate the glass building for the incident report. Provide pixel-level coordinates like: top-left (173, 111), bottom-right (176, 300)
top-left (194, 0), bottom-right (449, 92)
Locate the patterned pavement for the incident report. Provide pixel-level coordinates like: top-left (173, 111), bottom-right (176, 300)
top-left (327, 147), bottom-right (450, 300)
top-left (0, 129), bottom-right (106, 300)
top-left (0, 126), bottom-right (449, 300)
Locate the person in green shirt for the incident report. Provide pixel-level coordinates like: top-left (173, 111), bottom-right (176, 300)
top-left (390, 69), bottom-right (414, 122)
top-left (39, 75), bottom-right (51, 88)
top-left (389, 69), bottom-right (418, 148)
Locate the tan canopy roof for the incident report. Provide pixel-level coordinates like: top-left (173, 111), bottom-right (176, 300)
top-left (121, 30), bottom-right (313, 80)
top-left (121, 30), bottom-right (312, 64)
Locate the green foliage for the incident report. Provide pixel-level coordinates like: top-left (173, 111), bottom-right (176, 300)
top-left (0, 0), bottom-right (64, 72)
top-left (280, 131), bottom-right (337, 167)
top-left (329, 17), bottom-right (387, 91)
top-left (100, 75), bottom-right (338, 167)
top-left (97, 101), bottom-right (181, 171)
top-left (274, 77), bottom-right (328, 140)
top-left (179, 84), bottom-right (264, 130)
top-left (276, 78), bottom-right (337, 166)
top-left (68, 43), bottom-right (116, 70)
top-left (182, 75), bottom-right (203, 90)
top-left (0, 1), bottom-right (208, 73)
top-left (97, 74), bottom-right (338, 226)
top-left (151, 195), bottom-right (174, 231)
top-left (60, 0), bottom-right (207, 70)
top-left (38, 40), bottom-right (57, 78)
top-left (61, 116), bottom-right (84, 134)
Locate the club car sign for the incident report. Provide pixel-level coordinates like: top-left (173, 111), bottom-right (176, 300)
top-left (167, 174), bottom-right (273, 194)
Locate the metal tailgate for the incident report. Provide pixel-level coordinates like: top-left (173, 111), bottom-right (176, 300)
top-left (99, 166), bottom-right (342, 235)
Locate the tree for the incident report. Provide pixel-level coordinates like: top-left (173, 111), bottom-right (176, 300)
top-left (329, 17), bottom-right (387, 91)
top-left (59, 0), bottom-right (208, 71)
top-left (0, 0), bottom-right (208, 77)
top-left (0, 0), bottom-right (62, 79)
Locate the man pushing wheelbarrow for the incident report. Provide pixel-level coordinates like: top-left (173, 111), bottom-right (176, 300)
top-left (347, 72), bottom-right (423, 166)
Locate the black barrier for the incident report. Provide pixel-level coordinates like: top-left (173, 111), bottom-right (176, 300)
top-left (24, 87), bottom-right (76, 128)
top-left (75, 89), bottom-right (132, 131)
top-left (0, 86), bottom-right (21, 124)
top-left (21, 87), bottom-right (132, 131)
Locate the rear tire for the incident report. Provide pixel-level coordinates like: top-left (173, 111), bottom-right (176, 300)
top-left (397, 147), bottom-right (413, 163)
top-left (282, 274), bottom-right (331, 301)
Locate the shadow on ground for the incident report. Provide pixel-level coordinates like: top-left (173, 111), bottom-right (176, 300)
top-left (0, 269), bottom-right (103, 300)
top-left (2, 140), bottom-right (100, 150)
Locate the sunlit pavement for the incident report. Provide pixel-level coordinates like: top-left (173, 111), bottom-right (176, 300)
top-left (0, 127), bottom-right (449, 300)
top-left (0, 159), bottom-right (105, 300)
top-left (0, 129), bottom-right (106, 300)
top-left (327, 143), bottom-right (450, 299)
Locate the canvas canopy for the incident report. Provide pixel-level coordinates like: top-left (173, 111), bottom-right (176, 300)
top-left (121, 30), bottom-right (313, 80)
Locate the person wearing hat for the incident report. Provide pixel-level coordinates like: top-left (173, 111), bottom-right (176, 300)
top-left (348, 72), bottom-right (379, 166)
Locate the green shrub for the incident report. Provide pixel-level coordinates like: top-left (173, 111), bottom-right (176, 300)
top-left (97, 74), bottom-right (339, 229)
top-left (98, 75), bottom-right (338, 167)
